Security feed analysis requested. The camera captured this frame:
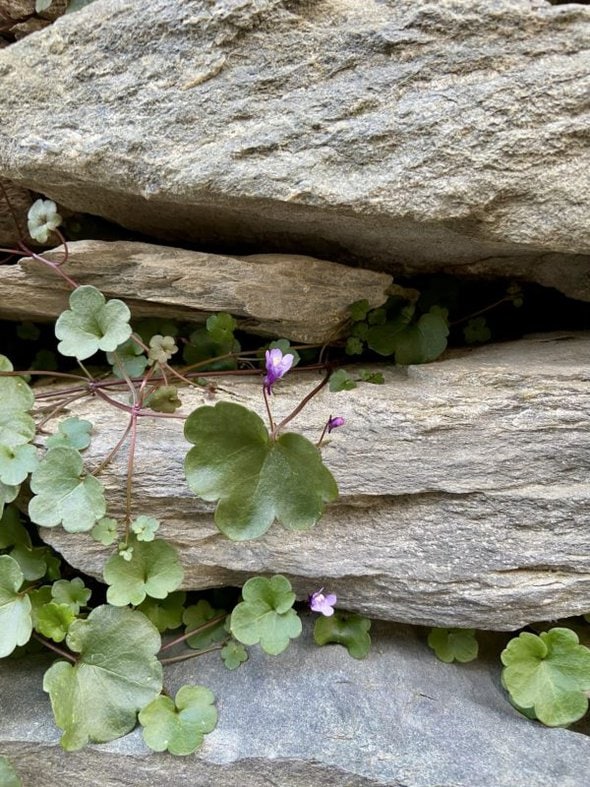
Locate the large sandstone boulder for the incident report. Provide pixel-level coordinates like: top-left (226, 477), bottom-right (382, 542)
top-left (40, 333), bottom-right (590, 630)
top-left (2, 623), bottom-right (590, 786)
top-left (0, 0), bottom-right (588, 297)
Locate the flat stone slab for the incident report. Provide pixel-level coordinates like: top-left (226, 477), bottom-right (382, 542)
top-left (0, 240), bottom-right (391, 343)
top-left (1, 622), bottom-right (589, 786)
top-left (0, 1), bottom-right (588, 297)
top-left (40, 334), bottom-right (590, 629)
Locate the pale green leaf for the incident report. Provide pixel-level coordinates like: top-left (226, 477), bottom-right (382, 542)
top-left (221, 640), bottom-right (248, 670)
top-left (0, 443), bottom-right (38, 486)
top-left (106, 337), bottom-right (148, 379)
top-left (329, 369), bottom-right (357, 392)
top-left (91, 517), bottom-right (118, 546)
top-left (501, 628), bottom-right (590, 727)
top-left (137, 591), bottom-right (186, 633)
top-left (55, 285), bottom-right (132, 361)
top-left (139, 685), bottom-right (217, 756)
top-left (0, 481), bottom-right (19, 519)
top-left (8, 544), bottom-right (49, 581)
top-left (313, 612), bottom-right (371, 659)
top-left (104, 538), bottom-right (184, 606)
top-left (46, 417), bottom-right (93, 451)
top-left (230, 575), bottom-right (301, 655)
top-left (29, 447), bottom-right (106, 532)
top-left (130, 515), bottom-right (160, 542)
top-left (182, 600), bottom-right (226, 650)
top-left (35, 602), bottom-right (76, 642)
top-left (184, 403), bottom-right (338, 540)
top-left (51, 578), bottom-right (91, 614)
top-left (0, 555), bottom-right (32, 657)
top-left (43, 606), bottom-right (162, 750)
top-left (427, 628), bottom-right (478, 663)
top-left (146, 385), bottom-right (182, 414)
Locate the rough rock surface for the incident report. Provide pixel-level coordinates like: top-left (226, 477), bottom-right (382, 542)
top-left (2, 623), bottom-right (590, 786)
top-left (0, 178), bottom-right (32, 247)
top-left (40, 334), bottom-right (590, 629)
top-left (0, 240), bottom-right (391, 342)
top-left (0, 0), bottom-right (589, 297)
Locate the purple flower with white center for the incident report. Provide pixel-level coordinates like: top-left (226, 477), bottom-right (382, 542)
top-left (309, 588), bottom-right (337, 617)
top-left (327, 416), bottom-right (345, 434)
top-left (264, 347), bottom-right (294, 394)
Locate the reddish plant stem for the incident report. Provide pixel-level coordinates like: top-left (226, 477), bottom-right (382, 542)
top-left (32, 633), bottom-right (77, 663)
top-left (262, 385), bottom-right (275, 431)
top-left (272, 373), bottom-right (330, 438)
top-left (159, 614), bottom-right (227, 653)
top-left (90, 416), bottom-right (134, 476)
top-left (35, 392), bottom-right (91, 431)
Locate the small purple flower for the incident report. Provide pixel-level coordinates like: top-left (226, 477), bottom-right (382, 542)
top-left (327, 416), bottom-right (345, 434)
top-left (264, 348), bottom-right (294, 394)
top-left (309, 588), bottom-right (337, 617)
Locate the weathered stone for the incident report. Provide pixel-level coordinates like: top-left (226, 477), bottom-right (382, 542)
top-left (0, 178), bottom-right (32, 247)
top-left (0, 1), bottom-right (588, 297)
top-left (39, 334), bottom-right (590, 629)
top-left (0, 240), bottom-right (391, 343)
top-left (1, 623), bottom-right (590, 786)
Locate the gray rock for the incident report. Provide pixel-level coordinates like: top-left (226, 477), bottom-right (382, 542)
top-left (0, 178), bottom-right (32, 247)
top-left (0, 1), bottom-right (589, 297)
top-left (0, 240), bottom-right (392, 343)
top-left (1, 623), bottom-right (590, 786)
top-left (40, 334), bottom-right (590, 629)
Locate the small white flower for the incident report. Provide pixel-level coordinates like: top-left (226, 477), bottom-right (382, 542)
top-left (27, 198), bottom-right (62, 244)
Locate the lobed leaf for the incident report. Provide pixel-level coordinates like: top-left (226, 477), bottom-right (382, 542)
top-left (43, 605), bottom-right (162, 750)
top-left (230, 575), bottom-right (301, 655)
top-left (46, 417), bottom-right (93, 451)
top-left (34, 602), bottom-right (76, 643)
top-left (137, 591), bottom-right (187, 633)
top-left (427, 628), bottom-right (478, 663)
top-left (313, 612), bottom-right (371, 659)
top-left (29, 447), bottom-right (106, 532)
top-left (0, 443), bottom-right (38, 486)
top-left (182, 600), bottom-right (226, 650)
top-left (185, 403), bottom-right (338, 540)
top-left (0, 555), bottom-right (33, 657)
top-left (139, 685), bottom-right (217, 756)
top-left (55, 285), bottom-right (132, 361)
top-left (104, 538), bottom-right (184, 606)
top-left (501, 628), bottom-right (590, 726)
top-left (221, 640), bottom-right (248, 670)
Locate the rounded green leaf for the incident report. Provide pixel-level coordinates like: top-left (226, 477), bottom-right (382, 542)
top-left (104, 538), bottom-right (184, 606)
top-left (51, 578), bottom-right (91, 614)
top-left (55, 285), bottom-right (132, 361)
top-left (427, 628), bottom-right (479, 663)
top-left (501, 628), bottom-right (590, 727)
top-left (137, 591), bottom-right (187, 633)
top-left (182, 599), bottom-right (226, 650)
top-left (106, 337), bottom-right (148, 379)
top-left (8, 544), bottom-right (49, 581)
top-left (35, 602), bottom-right (76, 643)
top-left (91, 517), bottom-right (118, 546)
top-left (0, 554), bottom-right (32, 657)
top-left (0, 482), bottom-right (19, 519)
top-left (221, 640), bottom-right (248, 670)
top-left (139, 684), bottom-right (217, 756)
top-left (329, 369), bottom-right (357, 392)
top-left (43, 605), bottom-right (162, 750)
top-left (393, 310), bottom-right (449, 365)
top-left (29, 447), bottom-right (106, 532)
top-left (0, 505), bottom-right (31, 550)
top-left (130, 515), bottom-right (160, 542)
top-left (313, 612), bottom-right (372, 659)
top-left (0, 355), bottom-right (35, 414)
top-left (230, 575), bottom-right (301, 655)
top-left (0, 443), bottom-right (38, 486)
top-left (46, 417), bottom-right (93, 451)
top-left (185, 403), bottom-right (338, 540)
